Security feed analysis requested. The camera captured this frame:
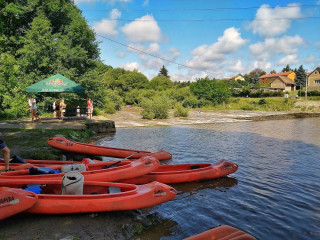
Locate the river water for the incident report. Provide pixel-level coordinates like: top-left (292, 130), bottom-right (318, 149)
top-left (97, 118), bottom-right (320, 240)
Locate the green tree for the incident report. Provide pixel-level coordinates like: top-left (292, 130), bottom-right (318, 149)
top-left (0, 53), bottom-right (27, 119)
top-left (149, 76), bottom-right (173, 91)
top-left (0, 0), bottom-right (100, 118)
top-left (282, 64), bottom-right (292, 72)
top-left (190, 78), bottom-right (231, 104)
top-left (18, 12), bottom-right (57, 77)
top-left (118, 71), bottom-right (148, 91)
top-left (141, 94), bottom-right (171, 119)
top-left (158, 65), bottom-right (169, 77)
top-left (295, 65), bottom-right (306, 88)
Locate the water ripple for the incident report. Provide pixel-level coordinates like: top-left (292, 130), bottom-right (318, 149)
top-left (99, 118), bottom-right (320, 240)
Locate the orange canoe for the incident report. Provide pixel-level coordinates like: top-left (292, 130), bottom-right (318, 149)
top-left (1, 181), bottom-right (176, 214)
top-left (184, 225), bottom-right (257, 240)
top-left (0, 187), bottom-right (37, 220)
top-left (47, 136), bottom-right (172, 160)
top-left (0, 156), bottom-right (160, 183)
top-left (0, 157), bottom-right (102, 171)
top-left (121, 160), bottom-right (238, 184)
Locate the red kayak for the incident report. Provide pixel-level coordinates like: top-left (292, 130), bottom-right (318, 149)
top-left (0, 187), bottom-right (37, 220)
top-left (121, 160), bottom-right (238, 184)
top-left (0, 157), bottom-right (101, 171)
top-left (47, 136), bottom-right (172, 160)
top-left (184, 225), bottom-right (257, 240)
top-left (1, 181), bottom-right (176, 214)
top-left (0, 156), bottom-right (160, 183)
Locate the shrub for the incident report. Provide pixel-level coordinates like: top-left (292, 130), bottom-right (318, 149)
top-left (174, 102), bottom-right (189, 117)
top-left (258, 99), bottom-right (267, 105)
top-left (141, 95), bottom-right (170, 119)
top-left (182, 96), bottom-right (199, 108)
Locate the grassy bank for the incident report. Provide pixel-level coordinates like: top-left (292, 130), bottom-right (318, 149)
top-left (201, 97), bottom-right (320, 112)
top-left (2, 128), bottom-right (94, 160)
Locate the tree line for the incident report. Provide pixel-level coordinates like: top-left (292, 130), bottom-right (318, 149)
top-left (0, 1), bottom-right (312, 120)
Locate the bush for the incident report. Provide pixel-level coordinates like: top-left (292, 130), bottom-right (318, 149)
top-left (141, 95), bottom-right (170, 119)
top-left (182, 96), bottom-right (199, 108)
top-left (258, 99), bottom-right (267, 105)
top-left (174, 102), bottom-right (189, 117)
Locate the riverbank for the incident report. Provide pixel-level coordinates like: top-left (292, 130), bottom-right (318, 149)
top-left (106, 106), bottom-right (320, 128)
top-left (1, 106), bottom-right (320, 130)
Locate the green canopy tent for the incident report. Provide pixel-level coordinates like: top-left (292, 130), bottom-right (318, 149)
top-left (26, 74), bottom-right (85, 93)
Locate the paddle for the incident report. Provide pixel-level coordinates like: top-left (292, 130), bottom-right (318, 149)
top-left (105, 151), bottom-right (140, 169)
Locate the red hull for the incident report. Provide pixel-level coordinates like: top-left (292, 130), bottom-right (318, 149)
top-left (121, 160), bottom-right (238, 184)
top-left (0, 156), bottom-right (160, 183)
top-left (1, 181), bottom-right (176, 214)
top-left (0, 187), bottom-right (37, 220)
top-left (184, 225), bottom-right (257, 240)
top-left (47, 136), bottom-right (172, 160)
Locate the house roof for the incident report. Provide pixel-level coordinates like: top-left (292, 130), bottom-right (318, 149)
top-left (272, 76), bottom-right (296, 86)
top-left (224, 74), bottom-right (243, 80)
top-left (260, 71), bottom-right (294, 79)
top-left (308, 66), bottom-right (320, 76)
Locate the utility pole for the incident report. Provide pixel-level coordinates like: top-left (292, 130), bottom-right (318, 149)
top-left (305, 69), bottom-right (308, 101)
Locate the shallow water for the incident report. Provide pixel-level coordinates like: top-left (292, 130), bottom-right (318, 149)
top-left (97, 118), bottom-right (320, 240)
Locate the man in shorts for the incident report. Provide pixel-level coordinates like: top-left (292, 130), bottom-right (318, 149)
top-left (0, 138), bottom-right (10, 171)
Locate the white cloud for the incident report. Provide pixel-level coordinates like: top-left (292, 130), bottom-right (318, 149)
top-left (252, 61), bottom-right (272, 72)
top-left (228, 60), bottom-right (245, 72)
top-left (249, 35), bottom-right (305, 57)
top-left (127, 43), bottom-right (160, 54)
top-left (249, 4), bottom-right (302, 37)
top-left (121, 62), bottom-right (141, 71)
top-left (171, 71), bottom-right (209, 82)
top-left (110, 9), bottom-right (121, 19)
top-left (278, 54), bottom-right (299, 66)
top-left (125, 43), bottom-right (180, 71)
top-left (185, 27), bottom-right (247, 70)
top-left (92, 9), bottom-right (121, 35)
top-left (122, 15), bottom-right (162, 42)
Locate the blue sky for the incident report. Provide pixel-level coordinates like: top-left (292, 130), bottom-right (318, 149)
top-left (75, 0), bottom-right (320, 81)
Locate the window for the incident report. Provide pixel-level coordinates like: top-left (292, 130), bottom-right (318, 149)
top-left (315, 80), bottom-right (320, 84)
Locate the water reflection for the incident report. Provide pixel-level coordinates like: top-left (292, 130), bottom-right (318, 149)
top-left (173, 177), bottom-right (238, 196)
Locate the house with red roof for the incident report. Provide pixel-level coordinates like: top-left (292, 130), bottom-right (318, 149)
top-left (259, 71), bottom-right (296, 84)
top-left (307, 67), bottom-right (320, 91)
top-left (259, 71), bottom-right (296, 92)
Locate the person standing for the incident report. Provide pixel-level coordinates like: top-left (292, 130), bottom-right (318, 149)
top-left (0, 133), bottom-right (10, 171)
top-left (87, 98), bottom-right (93, 119)
top-left (53, 100), bottom-right (57, 118)
top-left (60, 99), bottom-right (66, 118)
top-left (28, 97), bottom-right (33, 118)
top-left (55, 100), bottom-right (60, 118)
top-left (31, 98), bottom-right (40, 122)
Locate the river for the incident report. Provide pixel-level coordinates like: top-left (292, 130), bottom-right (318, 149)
top-left (96, 118), bottom-right (320, 240)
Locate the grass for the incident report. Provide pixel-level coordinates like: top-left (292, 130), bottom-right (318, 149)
top-left (2, 128), bottom-right (95, 159)
top-left (200, 97), bottom-right (320, 112)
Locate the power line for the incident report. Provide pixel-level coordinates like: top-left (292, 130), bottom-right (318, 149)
top-left (87, 16), bottom-right (320, 22)
top-left (82, 4), bottom-right (319, 12)
top-left (95, 33), bottom-right (214, 74)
